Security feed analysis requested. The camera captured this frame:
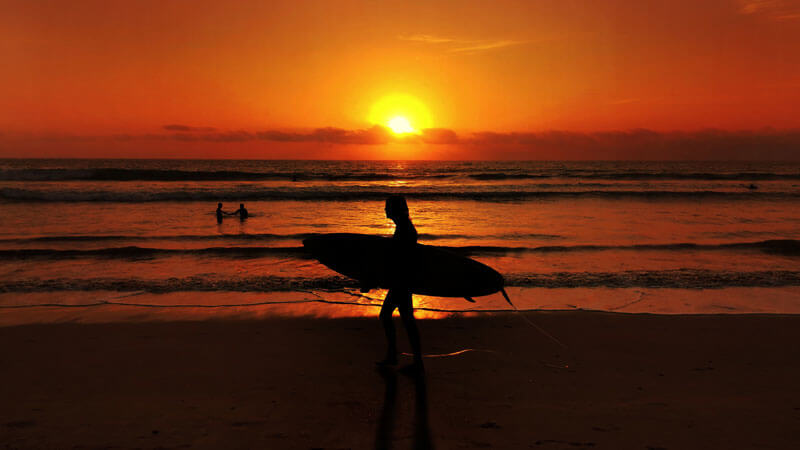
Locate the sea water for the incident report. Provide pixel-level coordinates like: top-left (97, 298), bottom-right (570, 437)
top-left (1, 159), bottom-right (799, 324)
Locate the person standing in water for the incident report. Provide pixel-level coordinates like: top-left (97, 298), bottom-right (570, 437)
top-left (216, 203), bottom-right (227, 223)
top-left (378, 195), bottom-right (423, 372)
top-left (232, 203), bottom-right (248, 220)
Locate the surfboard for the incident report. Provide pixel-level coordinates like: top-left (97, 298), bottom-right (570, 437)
top-left (303, 233), bottom-right (505, 299)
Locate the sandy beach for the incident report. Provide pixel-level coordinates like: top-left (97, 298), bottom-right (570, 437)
top-left (2, 311), bottom-right (799, 449)
top-left (5, 0), bottom-right (800, 448)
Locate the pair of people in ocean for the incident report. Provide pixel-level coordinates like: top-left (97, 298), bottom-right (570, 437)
top-left (216, 203), bottom-right (248, 223)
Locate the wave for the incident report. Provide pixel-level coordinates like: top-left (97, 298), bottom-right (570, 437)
top-left (0, 232), bottom-right (562, 244)
top-left (3, 269), bottom-right (800, 293)
top-left (505, 269), bottom-right (800, 289)
top-left (2, 240), bottom-right (797, 260)
top-left (0, 233), bottom-right (321, 243)
top-left (0, 246), bottom-right (311, 260)
top-left (435, 240), bottom-right (800, 257)
top-left (498, 239), bottom-right (800, 256)
top-left (468, 172), bottom-right (800, 181)
top-left (0, 168), bottom-right (444, 182)
top-left (0, 275), bottom-right (358, 293)
top-left (2, 187), bottom-right (796, 202)
top-left (3, 168), bottom-right (799, 182)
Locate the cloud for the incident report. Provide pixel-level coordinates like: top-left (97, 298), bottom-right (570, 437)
top-left (257, 126), bottom-right (393, 145)
top-left (154, 127), bottom-right (800, 159)
top-left (737, 0), bottom-right (800, 19)
top-left (462, 129), bottom-right (800, 160)
top-left (163, 124), bottom-right (217, 132)
top-left (399, 34), bottom-right (459, 44)
top-left (451, 40), bottom-right (526, 53)
top-left (739, 0), bottom-right (782, 14)
top-left (4, 127), bottom-right (800, 160)
top-left (398, 34), bottom-right (526, 53)
top-left (421, 128), bottom-right (460, 145)
top-left (258, 126), bottom-right (458, 145)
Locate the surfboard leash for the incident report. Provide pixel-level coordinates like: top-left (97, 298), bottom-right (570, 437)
top-left (500, 288), bottom-right (568, 349)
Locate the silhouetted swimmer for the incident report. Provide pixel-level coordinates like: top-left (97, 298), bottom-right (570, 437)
top-left (232, 203), bottom-right (249, 220)
top-left (216, 203), bottom-right (226, 223)
top-left (377, 195), bottom-right (424, 373)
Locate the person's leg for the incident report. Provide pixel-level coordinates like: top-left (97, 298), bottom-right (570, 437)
top-left (397, 290), bottom-right (423, 369)
top-left (378, 290), bottom-right (399, 365)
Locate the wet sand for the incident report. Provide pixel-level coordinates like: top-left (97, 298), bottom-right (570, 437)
top-left (2, 311), bottom-right (799, 449)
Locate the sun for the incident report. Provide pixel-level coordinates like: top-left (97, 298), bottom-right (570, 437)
top-left (387, 116), bottom-right (415, 134)
top-left (368, 93), bottom-right (432, 135)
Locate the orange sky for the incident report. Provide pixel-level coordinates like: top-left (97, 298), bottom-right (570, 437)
top-left (1, 0), bottom-right (799, 159)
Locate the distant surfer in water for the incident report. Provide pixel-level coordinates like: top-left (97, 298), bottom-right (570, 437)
top-left (378, 195), bottom-right (424, 372)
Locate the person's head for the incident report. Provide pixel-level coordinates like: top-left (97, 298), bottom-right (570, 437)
top-left (385, 195), bottom-right (409, 221)
top-left (240, 203), bottom-right (245, 209)
top-left (217, 202), bottom-right (222, 209)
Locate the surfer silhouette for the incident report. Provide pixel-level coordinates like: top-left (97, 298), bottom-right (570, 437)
top-left (378, 195), bottom-right (424, 372)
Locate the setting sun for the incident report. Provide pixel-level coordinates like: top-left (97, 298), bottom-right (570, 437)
top-left (368, 93), bottom-right (432, 135)
top-left (387, 116), bottom-right (415, 134)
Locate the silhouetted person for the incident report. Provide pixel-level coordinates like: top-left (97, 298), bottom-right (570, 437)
top-left (232, 203), bottom-right (248, 220)
top-left (378, 195), bottom-right (423, 372)
top-left (216, 202), bottom-right (226, 223)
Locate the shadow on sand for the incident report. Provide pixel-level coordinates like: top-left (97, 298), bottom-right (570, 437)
top-left (375, 366), bottom-right (434, 450)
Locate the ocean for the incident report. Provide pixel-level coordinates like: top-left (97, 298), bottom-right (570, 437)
top-left (1, 159), bottom-right (799, 324)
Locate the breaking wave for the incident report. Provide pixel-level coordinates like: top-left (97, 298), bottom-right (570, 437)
top-left (3, 269), bottom-right (800, 293)
top-left (2, 187), bottom-right (796, 202)
top-left (1, 239), bottom-right (798, 260)
top-left (3, 168), bottom-right (799, 182)
top-left (0, 232), bottom-right (563, 244)
top-left (0, 246), bottom-right (311, 260)
top-left (467, 172), bottom-right (800, 181)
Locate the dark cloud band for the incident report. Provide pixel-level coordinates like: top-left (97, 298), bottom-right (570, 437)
top-left (3, 127), bottom-right (799, 160)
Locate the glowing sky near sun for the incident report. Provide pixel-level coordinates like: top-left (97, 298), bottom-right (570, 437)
top-left (1, 0), bottom-right (799, 159)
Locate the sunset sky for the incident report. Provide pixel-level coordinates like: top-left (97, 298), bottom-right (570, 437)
top-left (1, 0), bottom-right (799, 159)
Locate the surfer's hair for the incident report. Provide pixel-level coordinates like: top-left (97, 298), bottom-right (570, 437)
top-left (385, 195), bottom-right (409, 218)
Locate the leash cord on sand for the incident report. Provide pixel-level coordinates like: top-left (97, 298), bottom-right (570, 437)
top-left (0, 294), bottom-right (552, 314)
top-left (2, 289), bottom-right (571, 366)
top-left (500, 288), bottom-right (568, 349)
top-left (2, 287), bottom-right (566, 351)
top-left (400, 349), bottom-right (498, 358)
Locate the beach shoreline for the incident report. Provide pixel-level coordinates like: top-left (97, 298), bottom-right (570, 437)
top-left (2, 311), bottom-right (799, 449)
